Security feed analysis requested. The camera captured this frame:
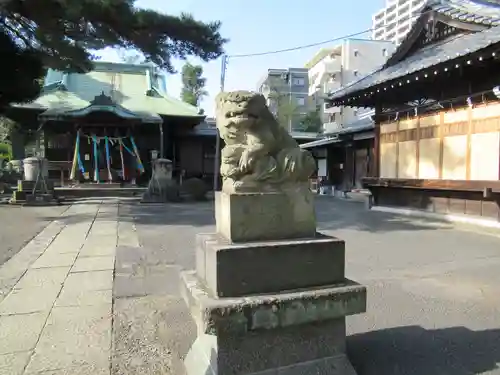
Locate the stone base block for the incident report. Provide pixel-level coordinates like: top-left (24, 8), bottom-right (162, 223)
top-left (185, 330), bottom-right (357, 375)
top-left (181, 271), bottom-right (365, 375)
top-left (17, 179), bottom-right (54, 193)
top-left (23, 194), bottom-right (61, 206)
top-left (196, 233), bottom-right (345, 297)
top-left (10, 190), bottom-right (26, 202)
top-left (215, 190), bottom-right (316, 243)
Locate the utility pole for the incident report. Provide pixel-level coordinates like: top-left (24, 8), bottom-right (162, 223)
top-left (281, 72), bottom-right (292, 132)
top-left (213, 55), bottom-right (228, 191)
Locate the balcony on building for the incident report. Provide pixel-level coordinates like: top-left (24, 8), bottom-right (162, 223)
top-left (386, 30), bottom-right (397, 41)
top-left (374, 19), bottom-right (385, 30)
top-left (386, 3), bottom-right (397, 14)
top-left (373, 9), bottom-right (385, 21)
top-left (373, 28), bottom-right (386, 40)
top-left (398, 23), bottom-right (410, 34)
top-left (385, 16), bottom-right (397, 31)
top-left (324, 104), bottom-right (341, 114)
top-left (322, 120), bottom-right (343, 134)
top-left (323, 80), bottom-right (340, 95)
top-left (411, 0), bottom-right (424, 7)
top-left (306, 49), bottom-right (341, 96)
top-left (398, 3), bottom-right (410, 15)
top-left (373, 28), bottom-right (385, 40)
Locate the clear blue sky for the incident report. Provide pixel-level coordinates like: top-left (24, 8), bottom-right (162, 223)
top-left (98, 0), bottom-right (386, 116)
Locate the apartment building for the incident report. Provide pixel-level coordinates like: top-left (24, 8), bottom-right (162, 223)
top-left (305, 38), bottom-right (395, 132)
top-left (256, 68), bottom-right (309, 132)
top-left (372, 0), bottom-right (426, 44)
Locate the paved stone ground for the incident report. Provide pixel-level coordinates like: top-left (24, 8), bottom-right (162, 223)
top-left (0, 200), bottom-right (127, 375)
top-left (0, 205), bottom-right (67, 267)
top-left (1, 197), bottom-right (500, 374)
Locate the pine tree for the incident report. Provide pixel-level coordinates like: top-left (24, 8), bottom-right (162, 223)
top-left (180, 62), bottom-right (208, 107)
top-left (0, 0), bottom-right (227, 107)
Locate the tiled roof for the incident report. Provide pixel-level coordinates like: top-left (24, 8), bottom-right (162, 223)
top-left (301, 117), bottom-right (374, 149)
top-left (15, 62), bottom-right (203, 119)
top-left (431, 0), bottom-right (500, 26)
top-left (328, 25), bottom-right (500, 102)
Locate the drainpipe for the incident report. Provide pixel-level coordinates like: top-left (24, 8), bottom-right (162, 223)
top-left (288, 72), bottom-right (292, 132)
top-left (61, 73), bottom-right (68, 89)
top-left (339, 63), bottom-right (344, 128)
top-left (159, 121), bottom-right (164, 159)
top-left (145, 68), bottom-right (153, 95)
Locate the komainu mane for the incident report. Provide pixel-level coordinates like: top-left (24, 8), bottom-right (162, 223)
top-left (215, 90), bottom-right (316, 193)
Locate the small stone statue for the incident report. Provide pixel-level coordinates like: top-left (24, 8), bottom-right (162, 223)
top-left (142, 158), bottom-right (179, 202)
top-left (215, 91), bottom-right (316, 193)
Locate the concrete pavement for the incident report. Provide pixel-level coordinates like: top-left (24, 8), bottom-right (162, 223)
top-left (0, 197), bottom-right (500, 374)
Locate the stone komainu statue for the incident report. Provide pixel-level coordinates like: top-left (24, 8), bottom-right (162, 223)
top-left (215, 90), bottom-right (316, 193)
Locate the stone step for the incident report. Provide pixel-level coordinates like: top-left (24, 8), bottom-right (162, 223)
top-left (54, 186), bottom-right (146, 198)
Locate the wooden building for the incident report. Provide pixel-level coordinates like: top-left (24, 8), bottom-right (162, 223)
top-left (327, 0), bottom-right (500, 222)
top-left (5, 62), bottom-right (322, 189)
top-left (6, 62), bottom-right (207, 186)
top-left (301, 115), bottom-right (375, 192)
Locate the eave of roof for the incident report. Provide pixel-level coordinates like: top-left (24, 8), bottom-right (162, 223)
top-left (300, 137), bottom-right (341, 149)
top-left (300, 117), bottom-right (374, 149)
top-left (431, 0), bottom-right (500, 27)
top-left (327, 25), bottom-right (500, 105)
top-left (386, 0), bottom-right (500, 67)
top-left (325, 0), bottom-right (500, 106)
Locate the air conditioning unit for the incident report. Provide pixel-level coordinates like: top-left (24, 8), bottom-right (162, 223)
top-left (324, 103), bottom-right (341, 113)
top-left (322, 122), bottom-right (342, 133)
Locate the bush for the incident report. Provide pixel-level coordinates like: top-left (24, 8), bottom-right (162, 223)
top-left (163, 182), bottom-right (181, 202)
top-left (0, 143), bottom-right (11, 161)
top-left (181, 177), bottom-right (209, 201)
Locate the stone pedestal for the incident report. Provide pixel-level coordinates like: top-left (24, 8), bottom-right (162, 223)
top-left (181, 191), bottom-right (366, 375)
top-left (11, 158), bottom-right (59, 205)
top-left (215, 190), bottom-right (316, 242)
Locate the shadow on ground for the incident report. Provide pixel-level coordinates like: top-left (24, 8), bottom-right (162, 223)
top-left (315, 197), bottom-right (453, 233)
top-left (38, 197), bottom-right (454, 234)
top-left (39, 200), bottom-right (215, 227)
top-left (348, 325), bottom-right (500, 375)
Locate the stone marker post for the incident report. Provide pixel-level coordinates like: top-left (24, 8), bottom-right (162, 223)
top-left (181, 91), bottom-right (366, 375)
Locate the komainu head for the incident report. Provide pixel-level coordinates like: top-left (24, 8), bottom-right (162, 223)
top-left (215, 91), bottom-right (274, 140)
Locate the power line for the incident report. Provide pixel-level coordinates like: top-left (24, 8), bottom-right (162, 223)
top-left (228, 29), bottom-right (372, 58)
top-left (227, 9), bottom-right (433, 59)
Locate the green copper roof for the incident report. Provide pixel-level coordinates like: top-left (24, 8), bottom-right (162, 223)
top-left (16, 62), bottom-right (203, 120)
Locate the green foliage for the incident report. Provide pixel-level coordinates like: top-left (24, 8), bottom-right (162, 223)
top-left (180, 62), bottom-right (208, 107)
top-left (273, 93), bottom-right (298, 129)
top-left (0, 31), bottom-right (46, 108)
top-left (0, 117), bottom-right (17, 144)
top-left (0, 143), bottom-right (12, 161)
top-left (298, 109), bottom-right (323, 133)
top-left (0, 0), bottom-right (227, 106)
